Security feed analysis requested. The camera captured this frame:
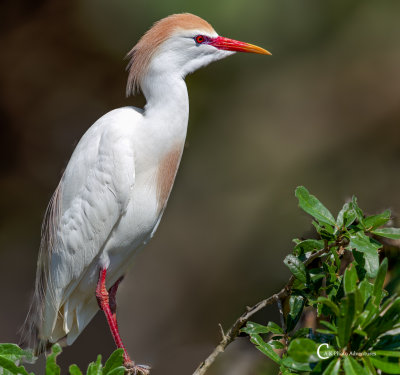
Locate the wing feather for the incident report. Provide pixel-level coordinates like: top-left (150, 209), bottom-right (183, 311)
top-left (21, 109), bottom-right (138, 352)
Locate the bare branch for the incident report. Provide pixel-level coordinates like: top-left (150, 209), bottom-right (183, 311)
top-left (192, 246), bottom-right (331, 375)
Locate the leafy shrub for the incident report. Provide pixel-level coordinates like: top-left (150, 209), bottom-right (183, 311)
top-left (0, 344), bottom-right (125, 375)
top-left (242, 186), bottom-right (400, 374)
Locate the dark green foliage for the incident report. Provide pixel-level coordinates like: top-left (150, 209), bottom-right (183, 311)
top-left (46, 344), bottom-right (61, 375)
top-left (0, 344), bottom-right (35, 375)
top-left (286, 295), bottom-right (305, 332)
top-left (242, 186), bottom-right (400, 374)
top-left (284, 255), bottom-right (308, 284)
top-left (0, 344), bottom-right (125, 375)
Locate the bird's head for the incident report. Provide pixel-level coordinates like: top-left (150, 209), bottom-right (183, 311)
top-left (126, 13), bottom-right (270, 96)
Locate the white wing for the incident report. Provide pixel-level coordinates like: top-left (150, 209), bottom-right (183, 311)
top-left (23, 107), bottom-right (141, 352)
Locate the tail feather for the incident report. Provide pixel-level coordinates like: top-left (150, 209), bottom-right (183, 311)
top-left (19, 183), bottom-right (63, 355)
top-left (19, 295), bottom-right (48, 356)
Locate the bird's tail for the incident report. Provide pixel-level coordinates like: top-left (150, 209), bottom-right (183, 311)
top-left (20, 183), bottom-right (63, 355)
top-left (19, 290), bottom-right (68, 357)
top-left (19, 293), bottom-right (48, 356)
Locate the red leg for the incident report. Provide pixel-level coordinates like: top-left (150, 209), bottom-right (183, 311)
top-left (96, 268), bottom-right (150, 374)
top-left (96, 268), bottom-right (131, 364)
top-left (108, 276), bottom-right (124, 328)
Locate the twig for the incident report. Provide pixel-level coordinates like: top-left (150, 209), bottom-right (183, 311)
top-left (276, 298), bottom-right (286, 333)
top-left (192, 246), bottom-right (332, 375)
top-left (218, 324), bottom-right (226, 341)
top-left (276, 297), bottom-right (288, 349)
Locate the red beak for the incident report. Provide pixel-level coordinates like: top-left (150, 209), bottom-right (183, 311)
top-left (209, 36), bottom-right (271, 55)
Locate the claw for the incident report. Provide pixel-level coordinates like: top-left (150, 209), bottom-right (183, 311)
top-left (124, 361), bottom-right (150, 375)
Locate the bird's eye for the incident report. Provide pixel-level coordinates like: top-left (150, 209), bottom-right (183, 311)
top-left (195, 35), bottom-right (205, 44)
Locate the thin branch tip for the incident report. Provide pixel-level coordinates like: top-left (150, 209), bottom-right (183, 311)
top-left (218, 324), bottom-right (226, 341)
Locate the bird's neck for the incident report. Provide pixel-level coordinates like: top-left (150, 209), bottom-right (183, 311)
top-left (142, 73), bottom-right (189, 140)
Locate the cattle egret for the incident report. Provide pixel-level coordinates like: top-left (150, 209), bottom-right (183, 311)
top-left (22, 13), bottom-right (270, 374)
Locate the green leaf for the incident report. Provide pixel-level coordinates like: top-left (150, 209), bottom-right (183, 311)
top-left (337, 202), bottom-right (349, 228)
top-left (358, 279), bottom-right (374, 304)
top-left (310, 269), bottom-right (325, 283)
top-left (330, 247), bottom-right (341, 270)
top-left (287, 338), bottom-right (319, 363)
top-left (106, 367), bottom-right (126, 375)
top-left (379, 297), bottom-right (400, 328)
top-left (370, 355), bottom-right (400, 374)
top-left (313, 221), bottom-right (335, 240)
top-left (86, 355), bottom-right (102, 375)
top-left (280, 364), bottom-right (297, 375)
top-left (344, 265), bottom-right (358, 294)
top-left (269, 340), bottom-right (285, 349)
top-left (323, 223), bottom-right (335, 234)
top-left (317, 329), bottom-right (336, 335)
top-left (267, 321), bottom-right (284, 334)
top-left (343, 356), bottom-right (368, 375)
top-left (241, 322), bottom-right (270, 335)
top-left (320, 320), bottom-right (337, 333)
top-left (241, 321), bottom-right (282, 335)
top-left (362, 357), bottom-right (377, 375)
top-left (385, 265), bottom-right (400, 296)
top-left (291, 328), bottom-right (312, 339)
top-left (353, 329), bottom-right (367, 337)
top-left (380, 293), bottom-right (394, 311)
top-left (365, 298), bottom-right (400, 342)
top-left (322, 358), bottom-right (341, 375)
top-left (352, 196), bottom-right (365, 228)
top-left (337, 202), bottom-right (357, 229)
top-left (364, 210), bottom-right (391, 230)
top-left (354, 289), bottom-right (364, 316)
top-left (294, 239), bottom-right (324, 256)
top-left (353, 254), bottom-right (367, 282)
top-left (317, 297), bottom-right (340, 316)
top-left (0, 344), bottom-right (36, 374)
top-left (284, 255), bottom-right (307, 283)
top-left (323, 262), bottom-right (338, 283)
top-left (373, 327), bottom-right (400, 350)
top-left (295, 186), bottom-right (336, 226)
top-left (372, 258), bottom-right (388, 306)
top-left (350, 232), bottom-right (380, 278)
top-left (0, 344), bottom-right (35, 364)
top-left (337, 293), bottom-right (356, 348)
top-left (103, 349), bottom-right (124, 375)
top-left (250, 334), bottom-right (281, 364)
top-left (46, 344), bottom-right (62, 375)
top-left (372, 227), bottom-right (400, 239)
top-left (0, 356), bottom-right (30, 375)
top-left (286, 295), bottom-right (305, 332)
top-left (69, 364), bottom-right (83, 375)
top-left (281, 356), bottom-right (313, 372)
top-left (358, 303), bottom-right (378, 331)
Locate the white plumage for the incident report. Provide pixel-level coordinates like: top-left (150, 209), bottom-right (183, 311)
top-left (22, 13), bottom-right (269, 371)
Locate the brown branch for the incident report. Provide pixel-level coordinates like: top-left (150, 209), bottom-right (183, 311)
top-left (192, 246), bottom-right (332, 375)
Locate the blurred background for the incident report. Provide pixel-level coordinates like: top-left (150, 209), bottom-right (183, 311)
top-left (1, 0), bottom-right (400, 374)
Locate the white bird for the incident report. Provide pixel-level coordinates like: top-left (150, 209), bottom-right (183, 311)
top-left (22, 13), bottom-right (270, 374)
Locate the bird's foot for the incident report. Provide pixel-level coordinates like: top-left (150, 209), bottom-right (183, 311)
top-left (124, 361), bottom-right (150, 375)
